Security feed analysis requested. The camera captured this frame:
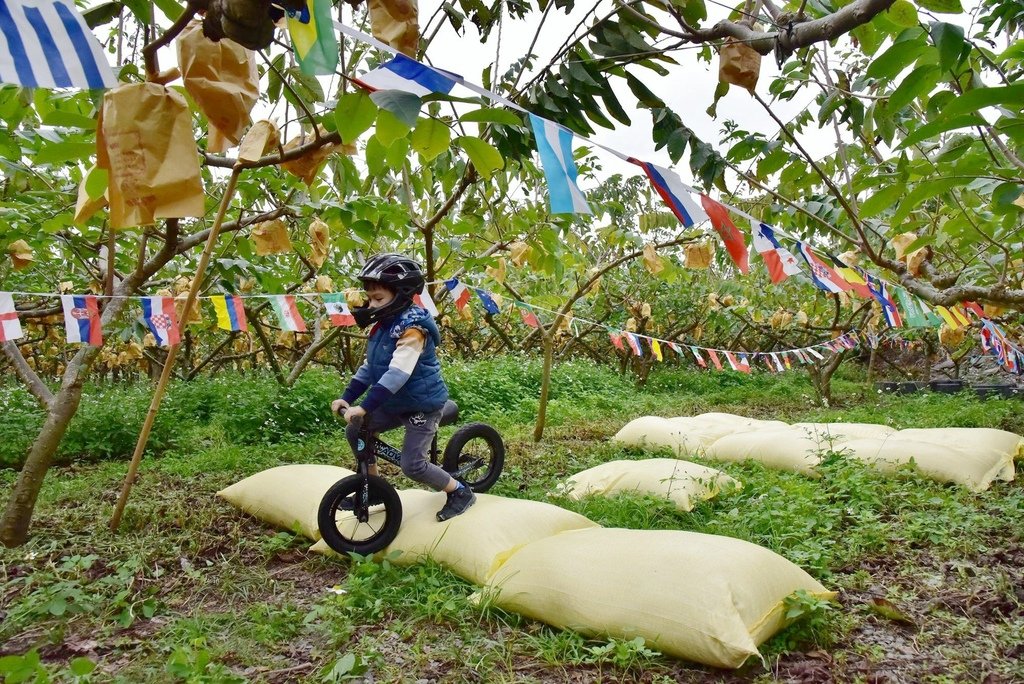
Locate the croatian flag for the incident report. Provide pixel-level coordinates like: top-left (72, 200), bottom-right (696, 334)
top-left (690, 346), bottom-right (707, 368)
top-left (322, 294), bottom-right (356, 327)
top-left (271, 295), bottom-right (307, 333)
top-left (866, 275), bottom-right (902, 327)
top-left (354, 54), bottom-right (459, 97)
top-left (0, 0), bottom-right (117, 89)
top-left (632, 159), bottom-right (708, 227)
top-left (444, 278), bottom-right (471, 311)
top-left (528, 114), bottom-right (591, 214)
top-left (701, 194), bottom-right (749, 273)
top-left (0, 292), bottom-right (23, 341)
top-left (61, 294), bottom-right (102, 345)
top-left (141, 296), bottom-right (180, 347)
top-left (212, 295), bottom-right (247, 332)
top-left (625, 332), bottom-right (643, 357)
top-left (752, 222), bottom-right (802, 284)
top-left (412, 285), bottom-right (438, 317)
top-left (795, 242), bottom-right (851, 293)
top-left (474, 288), bottom-right (501, 315)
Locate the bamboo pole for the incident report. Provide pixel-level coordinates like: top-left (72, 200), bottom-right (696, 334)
top-left (109, 168), bottom-right (242, 531)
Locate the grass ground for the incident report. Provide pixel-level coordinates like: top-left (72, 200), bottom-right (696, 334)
top-left (1, 360), bottom-right (1023, 683)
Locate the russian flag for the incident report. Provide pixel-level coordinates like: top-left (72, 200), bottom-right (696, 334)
top-left (322, 294), bottom-right (356, 327)
top-left (212, 295), bottom-right (247, 332)
top-left (354, 54), bottom-right (459, 97)
top-left (474, 288), bottom-right (501, 315)
top-left (752, 222), bottom-right (802, 284)
top-left (141, 296), bottom-right (180, 347)
top-left (61, 294), bottom-right (102, 345)
top-left (528, 114), bottom-right (591, 214)
top-left (700, 194), bottom-right (749, 273)
top-left (795, 242), bottom-right (851, 293)
top-left (0, 292), bottom-right (23, 342)
top-left (444, 278), bottom-right (471, 311)
top-left (412, 285), bottom-right (438, 317)
top-left (631, 159), bottom-right (709, 227)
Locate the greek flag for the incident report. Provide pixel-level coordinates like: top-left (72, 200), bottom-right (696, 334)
top-left (0, 0), bottom-right (116, 89)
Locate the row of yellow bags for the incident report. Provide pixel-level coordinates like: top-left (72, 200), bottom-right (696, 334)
top-left (219, 464), bottom-right (833, 669)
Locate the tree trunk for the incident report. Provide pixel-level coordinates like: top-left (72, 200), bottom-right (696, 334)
top-left (533, 334), bottom-right (554, 443)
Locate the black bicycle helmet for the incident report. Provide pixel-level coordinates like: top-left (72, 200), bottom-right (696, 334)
top-left (352, 253), bottom-right (426, 328)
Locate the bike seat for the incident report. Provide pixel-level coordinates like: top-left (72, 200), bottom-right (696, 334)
top-left (438, 400), bottom-right (459, 427)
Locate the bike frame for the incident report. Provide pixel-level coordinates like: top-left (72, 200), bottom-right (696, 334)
top-left (353, 420), bottom-right (480, 482)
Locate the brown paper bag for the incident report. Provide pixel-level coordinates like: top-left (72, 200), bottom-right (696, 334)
top-left (684, 241), bottom-right (714, 269)
top-left (96, 83), bottom-right (205, 229)
top-left (8, 239), bottom-right (34, 270)
top-left (176, 20), bottom-right (259, 153)
top-left (369, 0), bottom-right (419, 57)
top-left (280, 125), bottom-right (351, 185)
top-left (237, 120), bottom-right (280, 162)
top-left (642, 243), bottom-right (664, 275)
top-left (307, 218), bottom-right (330, 269)
top-left (251, 218), bottom-right (293, 255)
top-left (719, 38), bottom-right (761, 94)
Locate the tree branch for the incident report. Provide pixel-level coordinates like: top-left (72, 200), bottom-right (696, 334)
top-left (1, 342), bottom-right (53, 409)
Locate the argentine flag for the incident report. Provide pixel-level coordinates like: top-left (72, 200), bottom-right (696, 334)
top-left (528, 114), bottom-right (591, 215)
top-left (0, 0), bottom-right (116, 89)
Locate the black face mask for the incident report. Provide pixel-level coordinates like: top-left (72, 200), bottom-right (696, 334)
top-left (351, 295), bottom-right (414, 329)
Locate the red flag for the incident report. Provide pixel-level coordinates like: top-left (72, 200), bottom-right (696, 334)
top-left (701, 194), bottom-right (749, 274)
top-left (707, 349), bottom-right (723, 370)
top-left (609, 331), bottom-right (625, 351)
top-left (962, 301), bottom-right (985, 319)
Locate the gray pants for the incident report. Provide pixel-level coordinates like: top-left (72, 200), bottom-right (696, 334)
top-left (345, 408), bottom-right (451, 491)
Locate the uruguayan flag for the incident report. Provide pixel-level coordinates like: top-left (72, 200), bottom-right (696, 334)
top-left (528, 113), bottom-right (591, 215)
top-left (0, 0), bottom-right (116, 89)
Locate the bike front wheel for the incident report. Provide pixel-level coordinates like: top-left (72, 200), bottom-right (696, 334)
top-left (317, 474), bottom-right (403, 555)
top-left (442, 423), bottom-right (505, 493)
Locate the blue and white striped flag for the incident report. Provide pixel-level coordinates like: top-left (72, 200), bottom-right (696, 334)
top-left (528, 113), bottom-right (591, 215)
top-left (0, 0), bottom-right (116, 89)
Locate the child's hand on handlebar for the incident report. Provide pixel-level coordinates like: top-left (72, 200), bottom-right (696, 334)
top-left (331, 399), bottom-right (349, 416)
top-left (343, 405), bottom-right (366, 424)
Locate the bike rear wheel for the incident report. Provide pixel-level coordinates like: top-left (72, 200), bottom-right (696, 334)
top-left (317, 474), bottom-right (403, 555)
top-left (442, 423), bottom-right (505, 493)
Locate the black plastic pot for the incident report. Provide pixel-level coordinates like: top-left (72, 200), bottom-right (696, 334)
top-left (928, 380), bottom-right (965, 394)
top-left (897, 381), bottom-right (926, 395)
top-left (874, 381), bottom-right (899, 394)
top-left (974, 384), bottom-right (1014, 400)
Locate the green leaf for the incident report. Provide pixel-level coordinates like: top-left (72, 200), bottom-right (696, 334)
top-left (385, 137), bottom-right (410, 170)
top-left (897, 113), bottom-right (984, 148)
top-left (915, 0), bottom-right (963, 13)
top-left (152, 0), bottom-right (183, 21)
top-left (625, 72), bottom-right (664, 108)
top-left (122, 0), bottom-right (150, 24)
top-left (410, 117), bottom-right (450, 162)
top-left (334, 90), bottom-right (378, 144)
top-left (82, 2), bottom-right (121, 28)
top-left (860, 183), bottom-right (905, 218)
top-left (364, 136), bottom-right (386, 176)
top-left (455, 135), bottom-right (504, 179)
top-left (892, 177), bottom-right (965, 223)
top-left (852, 22), bottom-right (883, 56)
top-left (285, 66), bottom-right (325, 103)
top-left (34, 141), bottom-right (94, 165)
top-left (41, 111), bottom-right (96, 129)
top-left (373, 108), bottom-right (410, 147)
top-left (866, 40), bottom-right (929, 80)
top-left (887, 0), bottom-right (919, 28)
top-left (756, 149), bottom-right (789, 178)
top-left (370, 90), bottom-right (422, 128)
top-left (939, 83), bottom-right (1024, 119)
top-left (991, 182), bottom-right (1023, 213)
top-left (85, 166), bottom-right (108, 199)
top-left (888, 64), bottom-right (939, 111)
top-left (69, 657), bottom-right (96, 676)
top-left (929, 22), bottom-right (965, 71)
top-left (459, 108), bottom-right (523, 127)
top-left (672, 0), bottom-right (707, 25)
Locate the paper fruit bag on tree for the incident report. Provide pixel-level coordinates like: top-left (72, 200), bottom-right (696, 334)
top-left (176, 20), bottom-right (259, 153)
top-left (97, 83), bottom-right (205, 229)
top-left (719, 38), bottom-right (761, 94)
top-left (369, 0), bottom-right (419, 57)
top-left (280, 125), bottom-right (353, 185)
